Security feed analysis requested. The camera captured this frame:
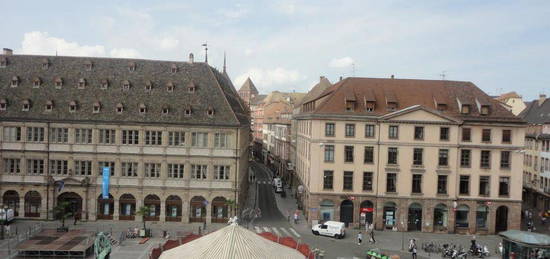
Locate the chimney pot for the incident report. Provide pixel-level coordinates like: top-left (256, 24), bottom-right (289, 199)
top-left (189, 53), bottom-right (194, 63)
top-left (339, 76), bottom-right (343, 81)
top-left (539, 94), bottom-right (547, 106)
top-left (391, 75), bottom-right (395, 79)
top-left (3, 48), bottom-right (13, 55)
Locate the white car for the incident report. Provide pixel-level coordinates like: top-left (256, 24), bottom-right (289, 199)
top-left (311, 221), bottom-right (345, 239)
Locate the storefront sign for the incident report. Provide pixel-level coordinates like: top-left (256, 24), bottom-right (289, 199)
top-left (360, 207), bottom-right (374, 213)
top-left (102, 167), bottom-right (110, 199)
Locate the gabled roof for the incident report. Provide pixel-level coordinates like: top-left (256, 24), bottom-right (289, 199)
top-left (238, 77), bottom-right (259, 95)
top-left (299, 76), bottom-right (332, 105)
top-left (380, 105), bottom-right (462, 123)
top-left (495, 91), bottom-right (522, 101)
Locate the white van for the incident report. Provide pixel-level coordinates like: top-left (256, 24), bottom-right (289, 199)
top-left (273, 178), bottom-right (282, 188)
top-left (311, 221), bottom-right (345, 239)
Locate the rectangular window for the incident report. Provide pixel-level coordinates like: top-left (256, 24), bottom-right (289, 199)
top-left (388, 147), bottom-right (398, 165)
top-left (168, 131), bottom-right (185, 146)
top-left (324, 145), bottom-right (334, 162)
top-left (462, 128), bottom-right (471, 142)
top-left (325, 123), bottom-right (335, 137)
top-left (3, 127), bottom-right (21, 142)
top-left (343, 171), bottom-right (353, 190)
top-left (27, 159), bottom-right (44, 175)
top-left (99, 129), bottom-right (116, 144)
top-left (437, 175), bottom-right (448, 194)
top-left (191, 164), bottom-right (208, 179)
top-left (98, 161), bottom-right (115, 176)
top-left (323, 170), bottom-right (333, 190)
top-left (414, 126), bottom-right (424, 140)
top-left (121, 162), bottom-right (138, 177)
top-left (413, 148), bottom-right (423, 165)
top-left (386, 173), bottom-right (397, 192)
top-left (364, 146), bottom-right (374, 163)
top-left (3, 158), bottom-right (20, 174)
top-left (412, 174), bottom-right (422, 194)
top-left (481, 150), bottom-right (491, 168)
top-left (500, 151), bottom-right (511, 169)
top-left (389, 125), bottom-right (399, 139)
top-left (482, 129), bottom-right (491, 142)
top-left (144, 163), bottom-right (160, 178)
top-left (191, 132), bottom-right (208, 147)
top-left (26, 127), bottom-right (45, 142)
top-left (214, 165), bottom-right (230, 180)
top-left (344, 146), bottom-right (354, 162)
top-left (145, 131), bottom-right (162, 145)
top-left (74, 160), bottom-right (92, 176)
top-left (459, 175), bottom-right (470, 195)
top-left (365, 124), bottom-right (375, 138)
top-left (502, 130), bottom-right (511, 143)
top-left (362, 172), bottom-right (373, 191)
top-left (440, 127), bottom-right (449, 141)
top-left (122, 130), bottom-right (139, 145)
top-left (479, 176), bottom-right (490, 196)
top-left (49, 128), bottom-right (68, 143)
top-left (49, 160), bottom-right (68, 175)
top-left (460, 149), bottom-right (471, 167)
top-left (438, 149), bottom-right (449, 166)
top-left (214, 133), bottom-right (228, 148)
top-left (75, 128), bottom-right (93, 144)
top-left (168, 164), bottom-right (184, 178)
top-left (499, 177), bottom-right (510, 196)
top-left (345, 124), bottom-right (355, 137)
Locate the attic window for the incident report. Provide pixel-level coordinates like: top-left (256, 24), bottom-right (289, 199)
top-left (128, 62), bottom-right (136, 72)
top-left (161, 106), bottom-right (169, 115)
top-left (69, 101), bottom-right (78, 112)
top-left (78, 78), bottom-right (87, 89)
top-left (461, 104), bottom-right (470, 114)
top-left (93, 102), bottom-right (101, 113)
top-left (42, 59), bottom-right (50, 70)
top-left (84, 61), bottom-right (93, 71)
top-left (480, 105), bottom-right (490, 115)
top-left (345, 100), bottom-right (356, 112)
top-left (116, 103), bottom-right (124, 114)
top-left (11, 76), bottom-right (19, 87)
top-left (54, 77), bottom-right (63, 88)
top-left (122, 80), bottom-right (131, 90)
top-left (139, 104), bottom-right (147, 114)
top-left (184, 106), bottom-right (192, 116)
top-left (145, 81), bottom-right (153, 91)
top-left (45, 101), bottom-right (53, 112)
top-left (366, 101), bottom-right (375, 112)
top-left (171, 64), bottom-right (178, 73)
top-left (0, 57), bottom-right (7, 68)
top-left (437, 103), bottom-right (447, 111)
top-left (387, 102), bottom-right (398, 112)
top-left (188, 82), bottom-right (196, 93)
top-left (33, 77), bottom-right (42, 88)
top-left (100, 79), bottom-right (109, 89)
top-left (167, 82), bottom-right (174, 92)
top-left (0, 99), bottom-right (7, 111)
top-left (22, 100), bottom-right (31, 111)
top-left (207, 107), bottom-right (215, 117)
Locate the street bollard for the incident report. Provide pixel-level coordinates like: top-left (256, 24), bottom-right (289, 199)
top-left (198, 226), bottom-right (201, 235)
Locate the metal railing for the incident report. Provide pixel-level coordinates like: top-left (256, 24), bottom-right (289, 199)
top-left (0, 223), bottom-right (43, 259)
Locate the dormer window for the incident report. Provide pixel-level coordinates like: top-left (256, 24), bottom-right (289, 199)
top-left (101, 79), bottom-right (109, 90)
top-left (33, 77), bottom-right (42, 88)
top-left (93, 102), bottom-right (101, 113)
top-left (45, 100), bottom-right (54, 112)
top-left (122, 80), bottom-right (131, 90)
top-left (116, 103), bottom-right (124, 114)
top-left (11, 76), bottom-right (19, 87)
top-left (207, 107), bottom-right (215, 117)
top-left (480, 105), bottom-right (490, 115)
top-left (171, 64), bottom-right (178, 73)
top-left (54, 77), bottom-right (63, 89)
top-left (0, 57), bottom-right (7, 68)
top-left (0, 99), bottom-right (7, 111)
top-left (42, 58), bottom-right (50, 70)
top-left (84, 61), bottom-right (93, 71)
top-left (128, 62), bottom-right (136, 72)
top-left (69, 101), bottom-right (78, 112)
top-left (366, 101), bottom-right (375, 112)
top-left (78, 78), bottom-right (87, 89)
top-left (139, 103), bottom-right (147, 114)
top-left (437, 103), bottom-right (447, 111)
top-left (22, 100), bottom-right (31, 111)
top-left (387, 102), bottom-right (397, 112)
top-left (461, 104), bottom-right (470, 114)
top-left (188, 82), bottom-right (196, 93)
top-left (161, 106), bottom-right (169, 115)
top-left (184, 106), bottom-right (192, 116)
top-left (345, 100), bottom-right (356, 112)
top-left (145, 81), bottom-right (153, 91)
top-left (167, 81), bottom-right (174, 92)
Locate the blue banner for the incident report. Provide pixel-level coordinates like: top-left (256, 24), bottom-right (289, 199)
top-left (102, 167), bottom-right (110, 199)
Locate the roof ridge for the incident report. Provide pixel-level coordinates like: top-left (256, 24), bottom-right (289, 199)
top-left (206, 66), bottom-right (241, 125)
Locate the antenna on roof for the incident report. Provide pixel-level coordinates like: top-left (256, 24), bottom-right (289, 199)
top-left (202, 42), bottom-right (208, 63)
top-left (439, 71), bottom-right (446, 80)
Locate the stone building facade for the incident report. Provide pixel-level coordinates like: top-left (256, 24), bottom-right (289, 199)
top-left (0, 51), bottom-right (250, 223)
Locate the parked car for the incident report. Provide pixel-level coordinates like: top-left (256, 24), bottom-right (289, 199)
top-left (0, 208), bottom-right (15, 224)
top-left (312, 221), bottom-right (345, 239)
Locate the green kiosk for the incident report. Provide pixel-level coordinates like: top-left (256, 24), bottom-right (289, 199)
top-left (499, 230), bottom-right (550, 258)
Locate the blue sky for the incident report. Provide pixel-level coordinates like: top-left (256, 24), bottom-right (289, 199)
top-left (1, 0), bottom-right (549, 100)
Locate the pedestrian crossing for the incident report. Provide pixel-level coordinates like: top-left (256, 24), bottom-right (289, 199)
top-left (252, 225), bottom-right (301, 238)
top-left (256, 180), bottom-right (273, 185)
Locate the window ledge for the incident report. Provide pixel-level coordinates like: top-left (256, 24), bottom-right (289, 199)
top-left (385, 191), bottom-right (397, 195)
top-left (479, 194), bottom-right (490, 197)
top-left (411, 192), bottom-right (423, 196)
top-left (458, 193), bottom-right (470, 196)
top-left (436, 193), bottom-right (449, 197)
top-left (412, 164), bottom-right (424, 168)
top-left (499, 195), bottom-right (510, 198)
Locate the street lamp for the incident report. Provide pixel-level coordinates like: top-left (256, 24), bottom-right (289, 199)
top-left (0, 209), bottom-right (5, 240)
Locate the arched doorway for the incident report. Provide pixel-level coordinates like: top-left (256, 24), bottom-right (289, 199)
top-left (455, 205), bottom-right (469, 228)
top-left (57, 192), bottom-right (82, 219)
top-left (3, 190), bottom-right (19, 216)
top-left (340, 200), bottom-right (354, 227)
top-left (166, 195), bottom-right (182, 222)
top-left (408, 203), bottom-right (422, 231)
top-left (97, 194), bottom-right (114, 220)
top-left (212, 197), bottom-right (228, 223)
top-left (190, 196), bottom-right (206, 223)
top-left (119, 194), bottom-right (136, 220)
top-left (383, 202), bottom-right (397, 230)
top-left (359, 200), bottom-right (374, 226)
top-left (24, 191), bottom-right (41, 218)
top-left (433, 204), bottom-right (448, 231)
top-left (144, 195), bottom-right (160, 221)
top-left (319, 200), bottom-right (335, 222)
top-left (495, 206), bottom-right (508, 233)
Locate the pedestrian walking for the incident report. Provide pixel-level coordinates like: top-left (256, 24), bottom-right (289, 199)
top-left (369, 229), bottom-right (376, 244)
top-left (409, 239), bottom-right (417, 259)
top-left (365, 222), bottom-right (369, 233)
top-left (357, 232), bottom-right (363, 245)
top-left (293, 212), bottom-right (299, 224)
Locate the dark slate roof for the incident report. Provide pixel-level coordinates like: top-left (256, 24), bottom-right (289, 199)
top-left (250, 94), bottom-right (267, 105)
top-left (0, 54), bottom-right (249, 127)
top-left (519, 99), bottom-right (550, 124)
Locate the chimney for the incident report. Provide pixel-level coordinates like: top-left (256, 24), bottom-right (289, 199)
top-left (188, 53), bottom-right (194, 63)
top-left (339, 76), bottom-right (343, 81)
top-left (3, 48), bottom-right (13, 55)
top-left (391, 75), bottom-right (395, 79)
top-left (539, 94), bottom-right (546, 106)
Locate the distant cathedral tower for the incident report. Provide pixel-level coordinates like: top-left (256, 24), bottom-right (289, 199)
top-left (238, 77), bottom-right (259, 105)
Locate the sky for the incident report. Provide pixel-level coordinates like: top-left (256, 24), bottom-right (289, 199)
top-left (1, 0), bottom-right (549, 100)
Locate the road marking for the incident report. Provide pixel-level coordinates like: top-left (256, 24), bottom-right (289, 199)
top-left (254, 226), bottom-right (261, 233)
top-left (272, 227), bottom-right (281, 236)
top-left (263, 227), bottom-right (271, 233)
top-left (280, 227), bottom-right (291, 237)
top-left (289, 228), bottom-right (301, 238)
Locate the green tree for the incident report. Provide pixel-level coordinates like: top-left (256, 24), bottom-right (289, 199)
top-left (136, 206), bottom-right (151, 231)
top-left (53, 201), bottom-right (72, 229)
top-left (225, 199), bottom-right (238, 216)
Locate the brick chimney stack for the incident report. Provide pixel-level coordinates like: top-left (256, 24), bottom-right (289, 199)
top-left (189, 53), bottom-right (194, 63)
top-left (3, 48), bottom-right (13, 55)
top-left (539, 94), bottom-right (547, 106)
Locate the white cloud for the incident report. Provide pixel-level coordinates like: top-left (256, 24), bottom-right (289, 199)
top-left (21, 31), bottom-right (106, 57)
top-left (329, 57), bottom-right (354, 68)
top-left (219, 5), bottom-right (249, 19)
top-left (244, 48), bottom-right (254, 56)
top-left (278, 2), bottom-right (296, 15)
top-left (110, 48), bottom-right (141, 58)
top-left (235, 67), bottom-right (305, 88)
top-left (159, 37), bottom-right (179, 50)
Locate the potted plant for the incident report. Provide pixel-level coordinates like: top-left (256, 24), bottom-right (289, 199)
top-left (136, 206), bottom-right (151, 237)
top-left (53, 201), bottom-right (72, 232)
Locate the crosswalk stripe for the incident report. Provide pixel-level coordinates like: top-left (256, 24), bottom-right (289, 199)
top-left (262, 227), bottom-right (271, 233)
top-left (254, 226), bottom-right (261, 233)
top-left (280, 227), bottom-right (291, 237)
top-left (289, 228), bottom-right (301, 238)
top-left (272, 227), bottom-right (281, 236)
